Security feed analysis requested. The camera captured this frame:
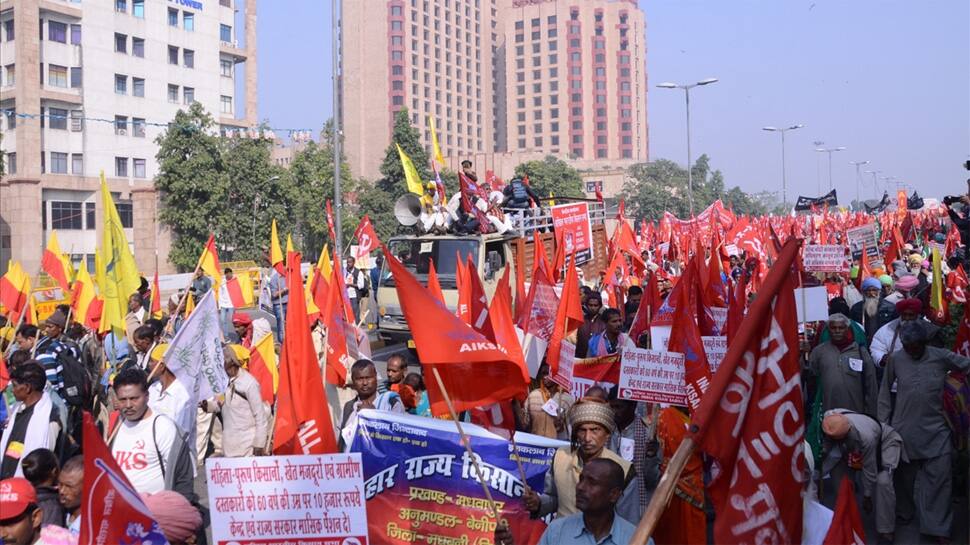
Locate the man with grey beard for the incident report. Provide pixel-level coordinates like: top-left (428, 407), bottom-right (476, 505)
top-left (850, 277), bottom-right (898, 345)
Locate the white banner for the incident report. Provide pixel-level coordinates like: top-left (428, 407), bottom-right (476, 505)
top-left (702, 336), bottom-right (728, 373)
top-left (164, 290), bottom-right (229, 402)
top-left (618, 347), bottom-right (688, 405)
top-left (206, 454), bottom-right (368, 545)
top-left (803, 245), bottom-right (848, 273)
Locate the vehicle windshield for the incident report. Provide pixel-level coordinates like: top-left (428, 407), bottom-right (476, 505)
top-left (382, 238), bottom-right (479, 289)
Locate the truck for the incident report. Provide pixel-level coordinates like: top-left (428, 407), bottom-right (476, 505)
top-left (375, 202), bottom-right (612, 346)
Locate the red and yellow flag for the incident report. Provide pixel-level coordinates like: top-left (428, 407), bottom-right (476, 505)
top-left (0, 261), bottom-right (30, 323)
top-left (149, 270), bottom-right (162, 318)
top-left (225, 274), bottom-right (254, 308)
top-left (184, 292), bottom-right (196, 316)
top-left (71, 260), bottom-right (97, 328)
top-left (197, 234), bottom-right (223, 288)
top-left (270, 219), bottom-right (284, 275)
top-left (248, 333), bottom-right (278, 405)
top-left (41, 230), bottom-right (72, 293)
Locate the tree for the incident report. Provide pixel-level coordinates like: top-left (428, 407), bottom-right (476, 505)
top-left (514, 156), bottom-right (584, 200)
top-left (221, 133), bottom-right (288, 262)
top-left (377, 107), bottom-right (430, 197)
top-left (154, 103), bottom-right (230, 271)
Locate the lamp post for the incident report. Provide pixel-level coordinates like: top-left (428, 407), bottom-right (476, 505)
top-left (864, 170), bottom-right (881, 199)
top-left (656, 77), bottom-right (718, 217)
top-left (849, 160), bottom-right (870, 206)
top-left (252, 175), bottom-right (280, 255)
top-left (762, 124), bottom-right (804, 208)
top-left (814, 146), bottom-right (846, 191)
top-left (813, 140), bottom-right (825, 193)
top-left (332, 0), bottom-right (343, 257)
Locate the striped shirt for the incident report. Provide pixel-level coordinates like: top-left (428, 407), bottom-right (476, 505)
top-left (33, 337), bottom-right (79, 393)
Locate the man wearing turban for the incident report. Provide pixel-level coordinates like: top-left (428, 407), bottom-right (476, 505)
top-left (869, 298), bottom-right (942, 368)
top-left (850, 277), bottom-right (898, 344)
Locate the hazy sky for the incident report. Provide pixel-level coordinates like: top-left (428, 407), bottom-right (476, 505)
top-left (257, 0), bottom-right (969, 202)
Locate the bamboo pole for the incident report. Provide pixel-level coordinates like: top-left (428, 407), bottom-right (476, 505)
top-left (430, 367), bottom-right (505, 522)
top-left (629, 437), bottom-right (696, 545)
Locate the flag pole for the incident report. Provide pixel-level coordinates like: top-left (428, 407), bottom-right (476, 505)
top-left (3, 310), bottom-right (26, 359)
top-left (629, 437), bottom-right (696, 545)
top-left (430, 367), bottom-right (506, 523)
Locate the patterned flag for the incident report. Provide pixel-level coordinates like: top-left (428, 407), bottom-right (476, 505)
top-left (163, 290), bottom-right (229, 403)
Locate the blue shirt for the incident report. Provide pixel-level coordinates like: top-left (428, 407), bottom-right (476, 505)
top-left (267, 270), bottom-right (289, 304)
top-left (537, 512), bottom-right (638, 545)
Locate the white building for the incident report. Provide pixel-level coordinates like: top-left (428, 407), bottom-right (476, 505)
top-left (0, 0), bottom-right (258, 276)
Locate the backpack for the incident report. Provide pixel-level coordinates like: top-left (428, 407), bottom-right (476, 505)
top-left (354, 269), bottom-right (370, 298)
top-left (56, 343), bottom-right (92, 408)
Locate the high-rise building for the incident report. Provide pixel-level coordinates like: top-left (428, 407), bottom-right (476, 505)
top-left (340, 0), bottom-right (647, 184)
top-left (0, 0), bottom-right (258, 276)
top-left (341, 0), bottom-right (500, 181)
top-left (498, 0), bottom-right (647, 161)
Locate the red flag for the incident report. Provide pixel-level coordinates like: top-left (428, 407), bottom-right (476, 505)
top-left (455, 253), bottom-right (472, 323)
top-left (469, 402), bottom-right (518, 439)
top-left (310, 267), bottom-right (331, 315)
top-left (945, 222), bottom-right (962, 257)
top-left (948, 265), bottom-right (969, 304)
top-left (466, 256), bottom-right (494, 340)
top-left (353, 214), bottom-right (380, 260)
top-left (514, 244), bottom-right (527, 321)
top-left (384, 246), bottom-right (529, 416)
top-left (955, 307), bottom-right (970, 356)
top-left (273, 251), bottom-right (338, 455)
top-left (628, 271), bottom-right (661, 344)
top-left (427, 259), bottom-right (445, 304)
top-left (248, 333), bottom-right (278, 405)
top-left (225, 276), bottom-right (247, 308)
top-left (546, 253), bottom-right (584, 378)
top-left (822, 478), bottom-right (866, 545)
top-left (691, 239), bottom-right (804, 544)
top-left (726, 272), bottom-right (749, 344)
top-left (860, 243), bottom-right (872, 280)
top-left (80, 412), bottom-right (166, 544)
top-left (321, 264), bottom-right (353, 386)
top-left (149, 270), bottom-right (161, 315)
top-left (667, 258), bottom-right (713, 411)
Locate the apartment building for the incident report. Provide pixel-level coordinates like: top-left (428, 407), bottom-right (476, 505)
top-left (0, 0), bottom-right (257, 276)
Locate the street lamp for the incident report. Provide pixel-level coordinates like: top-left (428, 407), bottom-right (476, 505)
top-left (656, 77), bottom-right (719, 217)
top-left (762, 124), bottom-right (804, 208)
top-left (814, 147), bottom-right (846, 191)
top-left (864, 170), bottom-right (881, 199)
top-left (253, 175), bottom-right (281, 254)
top-left (848, 160), bottom-right (870, 205)
top-left (812, 140), bottom-right (825, 193)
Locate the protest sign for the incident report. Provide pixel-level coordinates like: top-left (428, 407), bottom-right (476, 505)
top-left (350, 410), bottom-right (563, 545)
top-left (617, 347), bottom-right (688, 405)
top-left (206, 454), bottom-right (368, 545)
top-left (803, 245), bottom-right (848, 272)
top-left (571, 352), bottom-right (622, 399)
top-left (550, 339), bottom-right (575, 391)
top-left (846, 224), bottom-right (879, 260)
top-left (702, 335), bottom-right (728, 373)
top-left (551, 202), bottom-right (594, 264)
top-left (794, 286), bottom-right (830, 322)
top-left (164, 290), bottom-right (228, 402)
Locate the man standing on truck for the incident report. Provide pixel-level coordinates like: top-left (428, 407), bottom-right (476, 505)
top-left (502, 177), bottom-right (542, 210)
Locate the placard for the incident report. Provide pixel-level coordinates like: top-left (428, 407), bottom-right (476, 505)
top-left (551, 202), bottom-right (594, 265)
top-left (794, 286), bottom-right (830, 323)
top-left (803, 245), bottom-right (848, 273)
top-left (846, 224), bottom-right (879, 260)
top-left (702, 335), bottom-right (728, 373)
top-left (206, 454), bottom-right (368, 545)
top-left (617, 347), bottom-right (688, 405)
top-left (550, 339), bottom-right (575, 392)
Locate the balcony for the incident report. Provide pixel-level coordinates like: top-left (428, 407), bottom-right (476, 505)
top-left (220, 41), bottom-right (247, 61)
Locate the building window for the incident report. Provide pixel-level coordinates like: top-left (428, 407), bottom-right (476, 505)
top-left (70, 24), bottom-right (81, 45)
top-left (6, 153), bottom-right (16, 174)
top-left (115, 33), bottom-right (127, 53)
top-left (71, 153), bottom-right (83, 174)
top-left (183, 12), bottom-right (195, 31)
top-left (183, 87), bottom-right (195, 104)
top-left (51, 201), bottom-right (82, 229)
top-left (115, 116), bottom-right (128, 135)
top-left (115, 157), bottom-right (128, 177)
top-left (116, 0), bottom-right (127, 12)
top-left (70, 110), bottom-right (82, 131)
top-left (50, 152), bottom-right (68, 174)
top-left (70, 67), bottom-right (82, 88)
top-left (48, 65), bottom-right (68, 87)
top-left (220, 95), bottom-right (233, 114)
top-left (3, 20), bottom-right (13, 41)
top-left (132, 118), bottom-right (145, 137)
top-left (133, 158), bottom-right (146, 178)
top-left (132, 77), bottom-right (144, 97)
top-left (220, 24), bottom-right (232, 43)
top-left (48, 108), bottom-right (68, 130)
top-left (85, 202), bottom-right (95, 229)
top-left (220, 59), bottom-right (233, 77)
top-left (115, 74), bottom-right (127, 94)
top-left (168, 8), bottom-right (178, 26)
top-left (132, 37), bottom-right (144, 57)
top-left (48, 21), bottom-right (67, 43)
top-left (133, 0), bottom-right (144, 18)
top-left (184, 49), bottom-right (194, 68)
top-left (167, 84), bottom-right (178, 103)
top-left (4, 64), bottom-right (14, 86)
top-left (5, 109), bottom-right (15, 129)
top-left (117, 203), bottom-right (133, 227)
top-left (168, 46), bottom-right (178, 64)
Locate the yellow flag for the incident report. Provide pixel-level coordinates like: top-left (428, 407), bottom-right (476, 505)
top-left (428, 116), bottom-right (445, 167)
top-left (396, 143), bottom-right (426, 195)
top-left (100, 173), bottom-right (141, 334)
top-left (94, 248), bottom-right (106, 295)
top-left (184, 292), bottom-right (196, 316)
top-left (285, 234), bottom-right (295, 254)
top-left (305, 244), bottom-right (332, 317)
top-left (270, 219), bottom-right (283, 271)
top-left (196, 234), bottom-right (223, 301)
top-left (930, 247), bottom-right (943, 311)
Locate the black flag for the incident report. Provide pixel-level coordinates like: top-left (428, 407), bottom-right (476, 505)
top-left (794, 189), bottom-right (838, 211)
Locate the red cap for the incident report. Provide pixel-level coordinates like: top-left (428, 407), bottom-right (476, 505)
top-left (0, 477), bottom-right (37, 520)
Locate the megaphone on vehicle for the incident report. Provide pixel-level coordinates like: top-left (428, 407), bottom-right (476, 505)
top-left (394, 194), bottom-right (422, 226)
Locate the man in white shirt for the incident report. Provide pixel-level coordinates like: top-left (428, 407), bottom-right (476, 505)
top-left (57, 455), bottom-right (83, 536)
top-left (145, 345), bottom-right (194, 440)
top-left (110, 367), bottom-right (195, 503)
top-left (218, 267), bottom-right (236, 336)
top-left (202, 348), bottom-right (268, 457)
top-left (344, 257), bottom-right (368, 324)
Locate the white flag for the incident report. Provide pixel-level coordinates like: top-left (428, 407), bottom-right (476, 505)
top-left (164, 290), bottom-right (228, 402)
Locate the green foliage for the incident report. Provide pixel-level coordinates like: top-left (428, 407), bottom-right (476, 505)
top-left (378, 107), bottom-right (430, 197)
top-left (619, 154), bottom-right (767, 221)
top-left (514, 156), bottom-right (584, 200)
